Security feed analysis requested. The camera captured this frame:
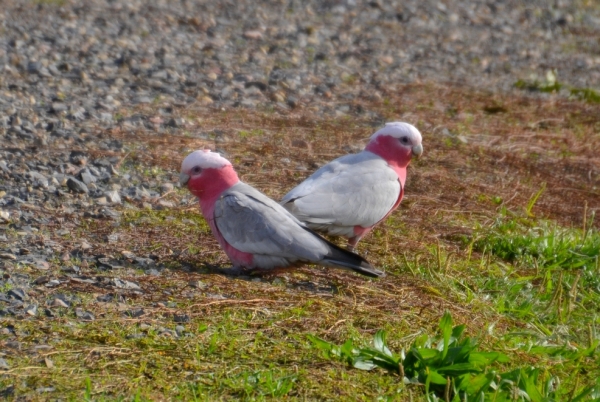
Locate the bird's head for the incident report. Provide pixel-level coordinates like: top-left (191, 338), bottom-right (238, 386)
top-left (180, 150), bottom-right (239, 199)
top-left (367, 122), bottom-right (423, 162)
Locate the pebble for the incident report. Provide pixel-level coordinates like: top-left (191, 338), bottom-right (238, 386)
top-left (112, 278), bottom-right (141, 290)
top-left (51, 298), bottom-right (69, 308)
top-left (173, 314), bottom-right (190, 323)
top-left (7, 289), bottom-right (27, 301)
top-left (125, 308), bottom-right (145, 318)
top-left (25, 304), bottom-right (37, 316)
top-left (160, 183), bottom-right (174, 194)
top-left (33, 276), bottom-right (50, 285)
top-left (105, 190), bottom-right (122, 204)
top-left (67, 178), bottom-right (89, 194)
top-left (75, 308), bottom-right (95, 321)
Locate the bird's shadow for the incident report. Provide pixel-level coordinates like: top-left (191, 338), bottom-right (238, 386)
top-left (167, 256), bottom-right (341, 295)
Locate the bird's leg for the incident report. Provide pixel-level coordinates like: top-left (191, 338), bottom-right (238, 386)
top-left (212, 265), bottom-right (247, 276)
top-left (346, 237), bottom-right (359, 253)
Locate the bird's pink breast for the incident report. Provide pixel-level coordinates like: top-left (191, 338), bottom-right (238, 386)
top-left (354, 136), bottom-right (409, 235)
top-left (201, 201), bottom-right (254, 267)
top-left (365, 135), bottom-right (409, 187)
top-left (191, 167), bottom-right (254, 268)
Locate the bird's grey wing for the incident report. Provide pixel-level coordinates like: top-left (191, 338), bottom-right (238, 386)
top-left (214, 183), bottom-right (327, 260)
top-left (282, 153), bottom-right (400, 227)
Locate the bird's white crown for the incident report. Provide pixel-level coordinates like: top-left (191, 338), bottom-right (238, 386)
top-left (370, 122), bottom-right (422, 143)
top-left (181, 149), bottom-right (231, 172)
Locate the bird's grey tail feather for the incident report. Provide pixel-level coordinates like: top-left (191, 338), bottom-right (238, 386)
top-left (302, 227), bottom-right (384, 278)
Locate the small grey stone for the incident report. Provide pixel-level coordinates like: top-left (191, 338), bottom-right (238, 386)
top-left (75, 308), bottom-right (95, 321)
top-left (105, 190), bottom-right (121, 204)
top-left (0, 384), bottom-right (14, 397)
top-left (31, 259), bottom-right (50, 270)
top-left (134, 96), bottom-right (153, 104)
top-left (188, 280), bottom-right (207, 289)
top-left (125, 308), bottom-right (145, 318)
top-left (99, 207), bottom-right (120, 220)
top-left (158, 328), bottom-right (177, 337)
top-left (173, 313), bottom-right (190, 323)
top-left (97, 257), bottom-right (124, 270)
top-left (25, 304), bottom-right (37, 316)
top-left (28, 172), bottom-right (49, 188)
top-left (0, 358), bottom-right (9, 370)
top-left (67, 178), bottom-right (88, 194)
top-left (5, 341), bottom-right (21, 350)
top-left (112, 278), bottom-right (141, 290)
top-left (51, 298), bottom-right (69, 308)
top-left (27, 61), bottom-right (42, 74)
top-left (7, 288), bottom-right (27, 301)
top-left (80, 171), bottom-right (96, 185)
top-left (100, 113), bottom-right (113, 123)
top-left (33, 276), bottom-right (50, 285)
top-left (160, 182), bottom-right (174, 194)
top-left (51, 102), bottom-right (68, 113)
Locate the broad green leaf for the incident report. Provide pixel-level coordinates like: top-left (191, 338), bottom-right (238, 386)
top-left (307, 334), bottom-right (334, 352)
top-left (416, 348), bottom-right (440, 361)
top-left (521, 369), bottom-right (544, 402)
top-left (427, 369), bottom-right (448, 385)
top-left (451, 324), bottom-right (466, 341)
top-left (352, 356), bottom-right (376, 371)
top-left (470, 351), bottom-right (509, 366)
top-left (464, 373), bottom-right (495, 395)
top-left (340, 339), bottom-right (356, 364)
top-left (440, 311), bottom-right (453, 359)
top-left (373, 330), bottom-right (393, 357)
top-left (437, 362), bottom-right (482, 375)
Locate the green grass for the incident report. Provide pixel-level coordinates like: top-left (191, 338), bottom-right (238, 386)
top-left (309, 312), bottom-right (600, 401)
top-left (570, 88), bottom-right (600, 104)
top-left (514, 71), bottom-right (600, 105)
top-left (471, 209), bottom-right (600, 344)
top-left (3, 181), bottom-right (600, 399)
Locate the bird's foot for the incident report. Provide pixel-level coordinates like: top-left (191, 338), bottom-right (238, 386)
top-left (345, 244), bottom-right (368, 257)
top-left (211, 266), bottom-right (250, 276)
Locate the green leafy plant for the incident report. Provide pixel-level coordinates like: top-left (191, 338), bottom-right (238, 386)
top-left (309, 312), bottom-right (599, 401)
top-left (514, 70), bottom-right (562, 93)
top-left (570, 88), bottom-right (600, 104)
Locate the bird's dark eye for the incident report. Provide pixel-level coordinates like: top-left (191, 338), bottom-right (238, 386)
top-left (191, 166), bottom-right (203, 174)
top-left (400, 136), bottom-right (409, 144)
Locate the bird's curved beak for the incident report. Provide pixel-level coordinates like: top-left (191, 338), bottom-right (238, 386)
top-left (179, 172), bottom-right (190, 186)
top-left (412, 144), bottom-right (423, 159)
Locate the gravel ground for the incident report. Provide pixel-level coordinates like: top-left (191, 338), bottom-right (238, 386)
top-left (0, 0), bottom-right (599, 365)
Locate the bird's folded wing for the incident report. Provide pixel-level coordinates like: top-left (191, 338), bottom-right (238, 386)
top-left (281, 154), bottom-right (401, 227)
top-left (214, 183), bottom-right (327, 259)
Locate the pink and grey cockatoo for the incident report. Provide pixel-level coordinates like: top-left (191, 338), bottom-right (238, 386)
top-left (179, 150), bottom-right (384, 278)
top-left (281, 122), bottom-right (423, 251)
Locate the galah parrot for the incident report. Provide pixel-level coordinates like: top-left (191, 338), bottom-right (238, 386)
top-left (281, 122), bottom-right (423, 251)
top-left (179, 150), bottom-right (384, 278)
